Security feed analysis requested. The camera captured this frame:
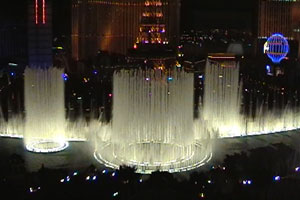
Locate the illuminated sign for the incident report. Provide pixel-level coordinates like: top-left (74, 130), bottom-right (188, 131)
top-left (264, 33), bottom-right (289, 64)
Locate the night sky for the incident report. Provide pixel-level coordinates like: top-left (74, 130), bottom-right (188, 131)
top-left (181, 0), bottom-right (256, 31)
top-left (0, 0), bottom-right (257, 33)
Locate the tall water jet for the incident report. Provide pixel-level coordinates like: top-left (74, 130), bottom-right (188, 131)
top-left (202, 56), bottom-right (243, 137)
top-left (94, 68), bottom-right (212, 173)
top-left (24, 67), bottom-right (68, 153)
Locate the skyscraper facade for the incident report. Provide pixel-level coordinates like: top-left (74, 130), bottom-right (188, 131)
top-left (71, 0), bottom-right (180, 61)
top-left (257, 0), bottom-right (294, 39)
top-left (28, 0), bottom-right (53, 67)
top-left (292, 1), bottom-right (300, 57)
top-left (127, 0), bottom-right (176, 69)
top-left (257, 0), bottom-right (300, 58)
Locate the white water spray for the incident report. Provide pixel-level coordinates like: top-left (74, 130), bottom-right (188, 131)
top-left (94, 68), bottom-right (211, 173)
top-left (24, 67), bottom-right (68, 153)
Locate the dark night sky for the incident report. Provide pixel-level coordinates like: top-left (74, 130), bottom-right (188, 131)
top-left (181, 0), bottom-right (256, 31)
top-left (0, 0), bottom-right (256, 33)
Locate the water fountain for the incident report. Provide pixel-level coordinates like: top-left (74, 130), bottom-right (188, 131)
top-left (24, 67), bottom-right (68, 153)
top-left (0, 61), bottom-right (300, 172)
top-left (200, 58), bottom-right (300, 138)
top-left (94, 68), bottom-right (212, 173)
top-left (202, 59), bottom-right (243, 138)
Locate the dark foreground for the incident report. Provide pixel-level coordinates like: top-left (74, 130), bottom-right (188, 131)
top-left (1, 131), bottom-right (300, 200)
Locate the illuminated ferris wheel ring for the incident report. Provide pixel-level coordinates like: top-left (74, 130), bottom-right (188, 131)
top-left (265, 33), bottom-right (289, 64)
top-left (25, 139), bottom-right (69, 153)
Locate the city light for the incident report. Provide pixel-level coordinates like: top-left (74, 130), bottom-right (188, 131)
top-left (242, 180), bottom-right (252, 185)
top-left (93, 70), bottom-right (98, 75)
top-left (167, 77), bottom-right (173, 81)
top-left (35, 0), bottom-right (38, 24)
top-left (42, 0), bottom-right (46, 24)
top-left (8, 63), bottom-right (18, 67)
top-left (62, 73), bottom-right (68, 81)
top-left (113, 192), bottom-right (119, 197)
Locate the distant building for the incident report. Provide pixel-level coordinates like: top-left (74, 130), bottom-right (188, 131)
top-left (0, 23), bottom-right (27, 66)
top-left (127, 0), bottom-right (176, 69)
top-left (257, 0), bottom-right (300, 58)
top-left (292, 1), bottom-right (300, 57)
top-left (71, 0), bottom-right (180, 61)
top-left (257, 0), bottom-right (294, 39)
top-left (28, 0), bottom-right (53, 67)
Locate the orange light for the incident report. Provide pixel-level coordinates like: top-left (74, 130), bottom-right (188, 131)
top-left (42, 0), bottom-right (46, 24)
top-left (208, 56), bottom-right (236, 59)
top-left (35, 0), bottom-right (38, 24)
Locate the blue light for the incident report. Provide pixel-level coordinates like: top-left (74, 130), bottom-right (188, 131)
top-left (167, 77), bottom-right (173, 81)
top-left (93, 70), bottom-right (98, 75)
top-left (265, 33), bottom-right (289, 64)
top-left (10, 72), bottom-right (15, 76)
top-left (62, 73), bottom-right (68, 81)
top-left (274, 176), bottom-right (280, 181)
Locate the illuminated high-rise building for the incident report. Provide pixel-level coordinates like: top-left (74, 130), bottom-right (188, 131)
top-left (71, 0), bottom-right (180, 61)
top-left (257, 0), bottom-right (294, 39)
top-left (257, 0), bottom-right (300, 58)
top-left (135, 0), bottom-right (168, 46)
top-left (28, 0), bottom-right (53, 67)
top-left (127, 0), bottom-right (176, 69)
top-left (292, 1), bottom-right (300, 57)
